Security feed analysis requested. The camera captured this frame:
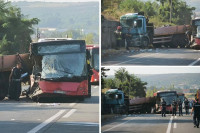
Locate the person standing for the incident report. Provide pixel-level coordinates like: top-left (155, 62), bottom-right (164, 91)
top-left (191, 98), bottom-right (200, 128)
top-left (9, 62), bottom-right (23, 101)
top-left (114, 26), bottom-right (122, 50)
top-left (161, 99), bottom-right (166, 117)
top-left (184, 98), bottom-right (189, 115)
top-left (125, 28), bottom-right (132, 50)
top-left (178, 99), bottom-right (183, 116)
top-left (171, 99), bottom-right (177, 116)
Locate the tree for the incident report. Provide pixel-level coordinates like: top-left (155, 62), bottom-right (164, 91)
top-left (0, 1), bottom-right (39, 54)
top-left (114, 67), bottom-right (129, 82)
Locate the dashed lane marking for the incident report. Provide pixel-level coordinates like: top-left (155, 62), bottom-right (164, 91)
top-left (188, 58), bottom-right (200, 66)
top-left (174, 123), bottom-right (177, 128)
top-left (27, 110), bottom-right (65, 133)
top-left (166, 116), bottom-right (173, 133)
top-left (102, 118), bottom-right (135, 132)
top-left (63, 109), bottom-right (77, 118)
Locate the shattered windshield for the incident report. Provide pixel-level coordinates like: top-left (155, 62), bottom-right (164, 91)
top-left (120, 18), bottom-right (133, 28)
top-left (41, 53), bottom-right (86, 79)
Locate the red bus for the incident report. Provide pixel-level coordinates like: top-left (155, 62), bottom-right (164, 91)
top-left (29, 40), bottom-right (90, 101)
top-left (86, 45), bottom-right (99, 84)
top-left (154, 90), bottom-right (177, 113)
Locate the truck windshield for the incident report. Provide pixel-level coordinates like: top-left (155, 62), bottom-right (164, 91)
top-left (120, 18), bottom-right (133, 28)
top-left (41, 53), bottom-right (86, 79)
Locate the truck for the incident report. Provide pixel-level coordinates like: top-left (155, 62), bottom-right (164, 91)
top-left (120, 12), bottom-right (154, 48)
top-left (119, 12), bottom-right (190, 48)
top-left (153, 25), bottom-right (190, 48)
top-left (0, 40), bottom-right (92, 101)
top-left (102, 89), bottom-right (156, 114)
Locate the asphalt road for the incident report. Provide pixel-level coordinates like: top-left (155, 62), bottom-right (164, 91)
top-left (0, 85), bottom-right (99, 133)
top-left (102, 48), bottom-right (200, 66)
top-left (101, 111), bottom-right (200, 133)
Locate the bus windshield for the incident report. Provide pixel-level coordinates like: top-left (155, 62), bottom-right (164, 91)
top-left (157, 92), bottom-right (177, 105)
top-left (197, 26), bottom-right (200, 38)
top-left (41, 53), bottom-right (86, 79)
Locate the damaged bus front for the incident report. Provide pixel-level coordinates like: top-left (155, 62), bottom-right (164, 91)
top-left (29, 40), bottom-right (89, 100)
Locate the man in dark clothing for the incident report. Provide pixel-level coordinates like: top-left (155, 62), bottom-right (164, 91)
top-left (184, 99), bottom-right (189, 115)
top-left (172, 99), bottom-right (177, 116)
top-left (161, 99), bottom-right (166, 117)
top-left (178, 99), bottom-right (183, 116)
top-left (125, 28), bottom-right (132, 50)
top-left (114, 26), bottom-right (122, 50)
top-left (191, 98), bottom-right (200, 128)
top-left (9, 62), bottom-right (23, 101)
top-left (86, 51), bottom-right (93, 97)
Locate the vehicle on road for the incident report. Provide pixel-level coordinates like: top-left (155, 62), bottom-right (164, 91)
top-left (153, 25), bottom-right (190, 48)
top-left (120, 12), bottom-right (154, 48)
top-left (102, 88), bottom-right (155, 114)
top-left (154, 90), bottom-right (178, 113)
top-left (29, 40), bottom-right (90, 101)
top-left (86, 45), bottom-right (99, 84)
top-left (0, 40), bottom-right (91, 101)
top-left (190, 18), bottom-right (200, 49)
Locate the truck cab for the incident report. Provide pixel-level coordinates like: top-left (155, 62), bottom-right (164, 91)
top-left (104, 89), bottom-right (127, 114)
top-left (120, 12), bottom-right (153, 47)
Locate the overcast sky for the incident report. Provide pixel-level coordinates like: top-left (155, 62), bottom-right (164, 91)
top-left (104, 67), bottom-right (200, 75)
top-left (8, 0), bottom-right (99, 2)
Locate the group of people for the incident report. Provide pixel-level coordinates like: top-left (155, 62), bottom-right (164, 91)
top-left (161, 98), bottom-right (200, 128)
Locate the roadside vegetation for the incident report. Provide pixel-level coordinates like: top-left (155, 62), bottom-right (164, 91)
top-left (101, 67), bottom-right (147, 98)
top-left (101, 0), bottom-right (195, 27)
top-left (0, 1), bottom-right (39, 55)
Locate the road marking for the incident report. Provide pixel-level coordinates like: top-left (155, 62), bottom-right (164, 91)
top-left (111, 53), bottom-right (158, 66)
top-left (61, 122), bottom-right (99, 126)
top-left (27, 110), bottom-right (65, 133)
top-left (11, 119), bottom-right (15, 121)
top-left (69, 103), bottom-right (76, 106)
top-left (94, 86), bottom-right (98, 89)
top-left (175, 116), bottom-right (177, 118)
top-left (166, 116), bottom-right (173, 133)
top-left (174, 123), bottom-right (177, 128)
top-left (188, 58), bottom-right (200, 66)
top-left (102, 118), bottom-right (134, 132)
top-left (63, 109), bottom-right (77, 118)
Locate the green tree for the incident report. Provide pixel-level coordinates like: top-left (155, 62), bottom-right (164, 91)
top-left (0, 1), bottom-right (39, 54)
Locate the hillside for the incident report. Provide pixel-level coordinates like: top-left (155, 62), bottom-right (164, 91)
top-left (11, 1), bottom-right (99, 34)
top-left (136, 73), bottom-right (200, 89)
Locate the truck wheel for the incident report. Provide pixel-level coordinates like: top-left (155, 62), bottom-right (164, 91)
top-left (170, 35), bottom-right (179, 48)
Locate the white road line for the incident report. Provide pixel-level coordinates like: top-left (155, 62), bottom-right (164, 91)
top-left (175, 116), bottom-right (177, 118)
top-left (188, 58), bottom-right (200, 66)
top-left (166, 116), bottom-right (173, 133)
top-left (69, 103), bottom-right (76, 106)
top-left (61, 122), bottom-right (99, 126)
top-left (94, 86), bottom-right (98, 89)
top-left (111, 53), bottom-right (158, 66)
top-left (174, 123), bottom-right (177, 128)
top-left (27, 110), bottom-right (65, 133)
top-left (102, 118), bottom-right (134, 132)
top-left (63, 109), bottom-right (77, 118)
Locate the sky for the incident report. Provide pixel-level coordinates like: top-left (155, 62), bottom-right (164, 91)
top-left (104, 67), bottom-right (200, 75)
top-left (8, 0), bottom-right (99, 2)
